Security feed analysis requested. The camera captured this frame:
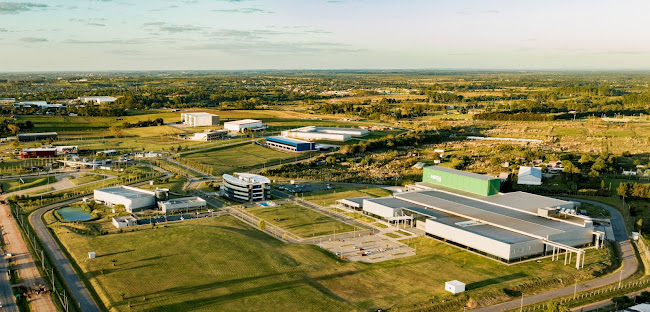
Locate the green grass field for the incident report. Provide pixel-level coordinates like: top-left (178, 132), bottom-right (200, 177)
top-left (246, 203), bottom-right (359, 238)
top-left (301, 184), bottom-right (393, 206)
top-left (0, 175), bottom-right (55, 193)
top-left (68, 174), bottom-right (106, 185)
top-left (138, 177), bottom-right (187, 194)
top-left (51, 215), bottom-right (615, 312)
top-left (183, 143), bottom-right (304, 176)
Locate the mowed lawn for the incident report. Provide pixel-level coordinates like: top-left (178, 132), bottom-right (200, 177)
top-left (52, 216), bottom-right (615, 312)
top-left (183, 143), bottom-right (301, 176)
top-left (302, 184), bottom-right (393, 206)
top-left (246, 203), bottom-right (359, 238)
top-left (0, 175), bottom-right (55, 193)
top-left (68, 174), bottom-right (106, 186)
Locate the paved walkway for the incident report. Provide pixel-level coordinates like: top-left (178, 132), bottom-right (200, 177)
top-left (474, 198), bottom-right (637, 312)
top-left (0, 202), bottom-right (55, 312)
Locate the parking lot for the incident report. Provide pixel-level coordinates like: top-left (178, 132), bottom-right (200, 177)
top-left (318, 233), bottom-right (416, 263)
top-left (135, 211), bottom-right (223, 225)
top-left (277, 183), bottom-right (334, 193)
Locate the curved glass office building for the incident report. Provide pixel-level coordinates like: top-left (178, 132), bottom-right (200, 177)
top-left (222, 173), bottom-right (271, 202)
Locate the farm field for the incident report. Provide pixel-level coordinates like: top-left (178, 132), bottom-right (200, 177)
top-left (50, 215), bottom-right (616, 312)
top-left (246, 202), bottom-right (359, 238)
top-left (182, 143), bottom-right (306, 176)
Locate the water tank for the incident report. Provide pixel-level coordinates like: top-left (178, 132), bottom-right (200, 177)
top-left (155, 188), bottom-right (169, 201)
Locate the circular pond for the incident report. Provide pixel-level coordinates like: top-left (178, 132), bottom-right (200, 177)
top-left (56, 207), bottom-right (93, 222)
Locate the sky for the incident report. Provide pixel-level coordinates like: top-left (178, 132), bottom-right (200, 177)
top-left (1, 0), bottom-right (650, 71)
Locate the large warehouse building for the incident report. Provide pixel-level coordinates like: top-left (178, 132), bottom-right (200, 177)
top-left (181, 112), bottom-right (220, 127)
top-left (224, 119), bottom-right (266, 132)
top-left (222, 173), bottom-right (271, 202)
top-left (266, 136), bottom-right (316, 152)
top-left (348, 166), bottom-right (602, 266)
top-left (94, 186), bottom-right (156, 213)
top-left (281, 126), bottom-right (368, 142)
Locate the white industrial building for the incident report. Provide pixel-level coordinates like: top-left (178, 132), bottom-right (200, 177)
top-left (348, 167), bottom-right (603, 266)
top-left (223, 119), bottom-right (266, 132)
top-left (181, 112), bottom-right (220, 127)
top-left (158, 197), bottom-right (207, 213)
top-left (78, 96), bottom-right (117, 104)
top-left (518, 166), bottom-right (543, 185)
top-left (190, 130), bottom-right (228, 141)
top-left (94, 186), bottom-right (156, 212)
top-left (281, 126), bottom-right (368, 142)
top-left (222, 173), bottom-right (271, 202)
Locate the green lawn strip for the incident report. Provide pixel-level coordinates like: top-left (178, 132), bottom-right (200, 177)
top-left (1, 175), bottom-right (56, 193)
top-left (247, 203), bottom-right (358, 238)
top-left (68, 174), bottom-right (106, 186)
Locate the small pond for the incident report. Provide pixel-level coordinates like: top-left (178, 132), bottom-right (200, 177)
top-left (56, 207), bottom-right (93, 222)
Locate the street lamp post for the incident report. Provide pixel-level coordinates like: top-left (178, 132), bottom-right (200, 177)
top-left (520, 292), bottom-right (524, 312)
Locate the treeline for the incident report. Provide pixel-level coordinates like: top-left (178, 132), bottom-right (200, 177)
top-left (425, 91), bottom-right (464, 103)
top-left (0, 119), bottom-right (34, 134)
top-left (473, 112), bottom-right (554, 121)
top-left (340, 129), bottom-right (447, 155)
top-left (121, 118), bottom-right (164, 128)
top-left (316, 99), bottom-right (430, 121)
top-left (617, 182), bottom-right (650, 200)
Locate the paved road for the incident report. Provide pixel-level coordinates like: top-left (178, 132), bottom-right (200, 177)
top-left (30, 199), bottom-right (100, 312)
top-left (0, 202), bottom-right (56, 312)
top-left (475, 198), bottom-right (637, 312)
top-left (0, 248), bottom-right (17, 312)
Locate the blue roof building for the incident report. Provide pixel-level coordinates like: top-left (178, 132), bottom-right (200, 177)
top-left (266, 136), bottom-right (316, 152)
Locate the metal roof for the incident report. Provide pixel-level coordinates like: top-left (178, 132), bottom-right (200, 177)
top-left (17, 132), bottom-right (58, 137)
top-left (395, 190), bottom-right (580, 238)
top-left (431, 216), bottom-right (539, 244)
top-left (266, 136), bottom-right (312, 146)
top-left (224, 119), bottom-right (262, 125)
top-left (96, 186), bottom-right (155, 199)
top-left (518, 166), bottom-right (542, 179)
top-left (484, 192), bottom-right (571, 213)
top-left (336, 196), bottom-right (371, 207)
top-left (364, 197), bottom-right (424, 210)
top-left (425, 166), bottom-right (498, 181)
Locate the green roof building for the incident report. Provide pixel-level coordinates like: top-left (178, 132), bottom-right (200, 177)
top-left (422, 166), bottom-right (501, 196)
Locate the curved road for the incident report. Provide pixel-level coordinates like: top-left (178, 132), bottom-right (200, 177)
top-left (26, 163), bottom-right (174, 312)
top-left (30, 198), bottom-right (101, 312)
top-left (474, 198), bottom-right (637, 312)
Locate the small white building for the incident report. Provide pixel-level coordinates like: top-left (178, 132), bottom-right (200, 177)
top-left (517, 166), bottom-right (542, 185)
top-left (223, 119), bottom-right (266, 132)
top-left (111, 216), bottom-right (137, 228)
top-left (181, 112), bottom-right (220, 127)
top-left (88, 252), bottom-right (96, 259)
top-left (445, 280), bottom-right (465, 294)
